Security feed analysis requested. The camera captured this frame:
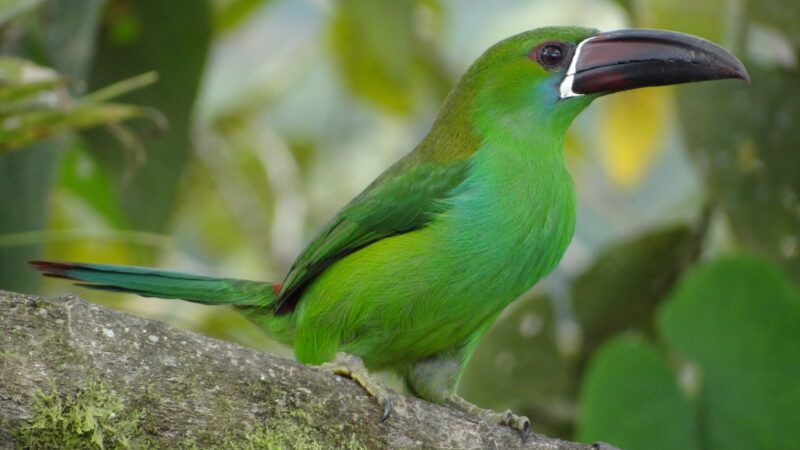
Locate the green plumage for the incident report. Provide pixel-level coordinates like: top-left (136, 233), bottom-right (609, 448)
top-left (32, 261), bottom-right (277, 307)
top-left (32, 25), bottom-right (608, 405)
top-left (31, 25), bottom-right (748, 427)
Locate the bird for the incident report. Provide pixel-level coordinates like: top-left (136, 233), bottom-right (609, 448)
top-left (31, 26), bottom-right (748, 436)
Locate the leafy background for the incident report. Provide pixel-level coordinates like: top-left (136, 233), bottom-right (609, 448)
top-left (1, 0), bottom-right (798, 448)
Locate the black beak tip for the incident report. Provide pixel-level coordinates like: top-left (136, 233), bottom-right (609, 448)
top-left (719, 50), bottom-right (751, 85)
top-left (739, 66), bottom-right (752, 85)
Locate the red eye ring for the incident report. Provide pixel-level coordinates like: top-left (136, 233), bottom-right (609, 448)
top-left (529, 41), bottom-right (572, 71)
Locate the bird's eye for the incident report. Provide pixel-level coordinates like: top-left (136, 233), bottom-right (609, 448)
top-left (530, 41), bottom-right (572, 70)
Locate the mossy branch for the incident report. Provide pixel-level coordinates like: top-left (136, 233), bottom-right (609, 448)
top-left (0, 290), bottom-right (613, 449)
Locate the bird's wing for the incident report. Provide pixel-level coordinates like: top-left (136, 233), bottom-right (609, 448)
top-left (274, 154), bottom-right (470, 313)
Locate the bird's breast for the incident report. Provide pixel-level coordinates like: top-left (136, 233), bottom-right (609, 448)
top-left (436, 145), bottom-right (577, 305)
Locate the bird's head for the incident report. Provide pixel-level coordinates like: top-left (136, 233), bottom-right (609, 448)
top-left (460, 26), bottom-right (749, 142)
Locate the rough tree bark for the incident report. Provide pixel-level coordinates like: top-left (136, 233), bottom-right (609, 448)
top-left (0, 290), bottom-right (616, 449)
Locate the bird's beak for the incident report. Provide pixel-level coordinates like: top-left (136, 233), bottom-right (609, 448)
top-left (560, 29), bottom-right (750, 99)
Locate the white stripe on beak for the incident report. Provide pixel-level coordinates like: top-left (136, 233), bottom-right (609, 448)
top-left (559, 36), bottom-right (595, 99)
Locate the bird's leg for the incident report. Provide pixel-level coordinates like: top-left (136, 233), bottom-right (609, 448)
top-left (319, 352), bottom-right (393, 421)
top-left (446, 394), bottom-right (531, 435)
top-left (407, 356), bottom-right (532, 437)
top-left (404, 325), bottom-right (531, 438)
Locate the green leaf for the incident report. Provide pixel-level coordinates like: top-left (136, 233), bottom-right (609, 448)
top-left (78, 71), bottom-right (158, 107)
top-left (0, 60), bottom-right (158, 153)
top-left (658, 255), bottom-right (800, 449)
top-left (577, 337), bottom-right (700, 450)
top-left (84, 0), bottom-right (212, 232)
top-left (0, 57), bottom-right (63, 106)
top-left (0, 103), bottom-right (149, 153)
top-left (572, 224), bottom-right (698, 361)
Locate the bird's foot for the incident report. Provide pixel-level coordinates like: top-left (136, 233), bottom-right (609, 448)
top-left (319, 352), bottom-right (393, 422)
top-left (447, 395), bottom-right (531, 439)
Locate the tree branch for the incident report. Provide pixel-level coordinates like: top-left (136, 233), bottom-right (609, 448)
top-left (0, 290), bottom-right (615, 449)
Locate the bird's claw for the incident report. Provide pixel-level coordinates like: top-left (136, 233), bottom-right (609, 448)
top-left (501, 409), bottom-right (531, 439)
top-left (319, 352), bottom-right (394, 423)
top-left (381, 397), bottom-right (393, 422)
top-left (448, 395), bottom-right (531, 439)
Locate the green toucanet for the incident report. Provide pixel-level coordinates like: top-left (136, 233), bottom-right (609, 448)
top-left (32, 27), bottom-right (748, 434)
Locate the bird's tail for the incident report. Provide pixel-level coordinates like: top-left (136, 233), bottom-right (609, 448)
top-left (29, 260), bottom-right (280, 309)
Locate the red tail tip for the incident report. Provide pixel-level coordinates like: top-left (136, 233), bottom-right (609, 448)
top-left (29, 260), bottom-right (78, 279)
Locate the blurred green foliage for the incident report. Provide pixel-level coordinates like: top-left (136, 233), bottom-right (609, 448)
top-left (85, 0), bottom-right (211, 233)
top-left (679, 66), bottom-right (800, 283)
top-left (331, 0), bottom-right (417, 113)
top-left (213, 0), bottom-right (276, 33)
top-left (579, 255), bottom-right (800, 449)
top-left (570, 223), bottom-right (701, 362)
top-left (578, 337), bottom-right (700, 450)
top-left (0, 60), bottom-right (157, 153)
top-left (0, 0), bottom-right (42, 25)
top-left (0, 0), bottom-right (106, 293)
top-left (1, 0), bottom-right (798, 448)
top-left (330, 0), bottom-right (451, 114)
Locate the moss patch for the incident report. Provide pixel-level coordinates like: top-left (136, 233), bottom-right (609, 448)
top-left (225, 377), bottom-right (368, 449)
top-left (228, 410), bottom-right (367, 450)
top-left (14, 380), bottom-right (149, 449)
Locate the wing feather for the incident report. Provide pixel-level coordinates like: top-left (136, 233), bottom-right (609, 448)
top-left (275, 155), bottom-right (470, 313)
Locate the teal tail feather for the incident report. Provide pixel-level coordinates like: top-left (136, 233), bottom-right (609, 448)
top-left (30, 260), bottom-right (279, 308)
